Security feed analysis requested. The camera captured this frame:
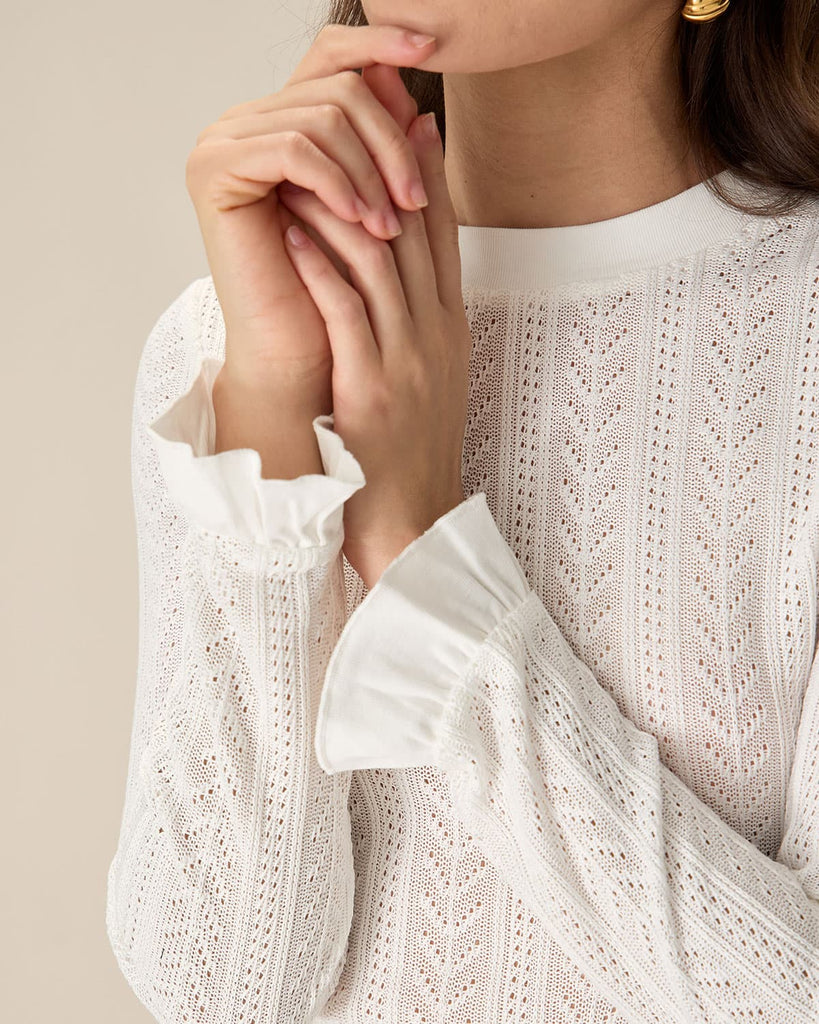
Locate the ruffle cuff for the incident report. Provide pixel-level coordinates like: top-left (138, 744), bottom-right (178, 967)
top-left (147, 355), bottom-right (366, 549)
top-left (314, 491), bottom-right (532, 773)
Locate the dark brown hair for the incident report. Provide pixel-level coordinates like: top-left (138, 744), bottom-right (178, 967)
top-left (321, 0), bottom-right (819, 219)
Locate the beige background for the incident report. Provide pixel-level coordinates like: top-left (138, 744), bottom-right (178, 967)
top-left (2, 2), bottom-right (331, 1019)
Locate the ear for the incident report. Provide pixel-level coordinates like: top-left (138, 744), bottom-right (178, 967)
top-left (361, 62), bottom-right (418, 135)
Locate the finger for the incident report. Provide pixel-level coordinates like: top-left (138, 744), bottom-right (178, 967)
top-left (214, 31), bottom-right (433, 214)
top-left (190, 130), bottom-right (363, 225)
top-left (387, 117), bottom-right (440, 321)
top-left (406, 111), bottom-right (463, 311)
top-left (285, 23), bottom-right (436, 87)
top-left (201, 105), bottom-right (400, 240)
top-left (275, 198), bottom-right (353, 286)
top-left (282, 220), bottom-right (381, 386)
top-left (360, 63), bottom-right (418, 135)
top-left (259, 72), bottom-right (429, 215)
top-left (278, 185), bottom-right (414, 360)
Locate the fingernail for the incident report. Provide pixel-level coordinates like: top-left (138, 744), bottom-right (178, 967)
top-left (382, 207), bottom-right (403, 237)
top-left (422, 112), bottom-right (438, 141)
top-left (410, 181), bottom-right (429, 208)
top-left (407, 32), bottom-right (436, 47)
top-left (286, 224), bottom-right (310, 248)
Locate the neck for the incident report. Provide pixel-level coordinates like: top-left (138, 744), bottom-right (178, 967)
top-left (442, 13), bottom-right (709, 229)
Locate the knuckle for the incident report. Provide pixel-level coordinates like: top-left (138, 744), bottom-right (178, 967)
top-left (336, 69), bottom-right (364, 97)
top-left (363, 239), bottom-right (394, 274)
top-left (186, 137), bottom-right (232, 189)
top-left (282, 129), bottom-right (311, 154)
top-left (405, 352), bottom-right (430, 394)
top-left (319, 22), bottom-right (344, 42)
top-left (184, 146), bottom-right (207, 186)
top-left (217, 101), bottom-right (244, 122)
top-left (369, 381), bottom-right (393, 418)
top-left (315, 102), bottom-right (346, 131)
top-left (362, 166), bottom-right (390, 201)
top-left (331, 287), bottom-right (366, 321)
top-left (383, 125), bottom-right (414, 164)
top-left (311, 258), bottom-right (337, 284)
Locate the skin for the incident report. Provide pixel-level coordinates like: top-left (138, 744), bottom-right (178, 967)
top-left (361, 0), bottom-right (711, 228)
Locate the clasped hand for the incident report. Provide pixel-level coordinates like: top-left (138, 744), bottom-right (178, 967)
top-left (277, 64), bottom-right (472, 591)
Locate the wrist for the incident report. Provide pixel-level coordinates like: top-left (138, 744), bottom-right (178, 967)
top-left (214, 359), bottom-right (332, 418)
top-left (212, 363), bottom-right (331, 480)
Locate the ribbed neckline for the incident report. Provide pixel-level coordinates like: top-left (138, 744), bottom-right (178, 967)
top-left (457, 167), bottom-right (761, 290)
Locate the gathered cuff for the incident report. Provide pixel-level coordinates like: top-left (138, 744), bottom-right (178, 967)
top-left (147, 355), bottom-right (366, 550)
top-left (314, 491), bottom-right (532, 773)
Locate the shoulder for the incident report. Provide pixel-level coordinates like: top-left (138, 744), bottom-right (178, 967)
top-left (700, 191), bottom-right (819, 342)
top-left (738, 191), bottom-right (819, 282)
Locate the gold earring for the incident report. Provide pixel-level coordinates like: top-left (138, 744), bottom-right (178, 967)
top-left (681, 0), bottom-right (730, 21)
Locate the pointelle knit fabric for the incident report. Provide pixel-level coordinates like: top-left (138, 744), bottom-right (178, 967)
top-left (106, 167), bottom-right (819, 1023)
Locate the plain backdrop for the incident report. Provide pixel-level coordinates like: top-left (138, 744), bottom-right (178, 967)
top-left (2, 2), bottom-right (334, 1019)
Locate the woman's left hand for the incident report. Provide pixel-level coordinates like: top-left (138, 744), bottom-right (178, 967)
top-left (277, 85), bottom-right (471, 591)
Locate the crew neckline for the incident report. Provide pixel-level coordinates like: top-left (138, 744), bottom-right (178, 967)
top-left (456, 167), bottom-right (762, 290)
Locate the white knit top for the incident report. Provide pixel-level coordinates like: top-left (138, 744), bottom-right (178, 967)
top-left (106, 168), bottom-right (819, 1023)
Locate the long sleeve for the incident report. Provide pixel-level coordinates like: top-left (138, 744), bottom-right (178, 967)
top-left (105, 276), bottom-right (367, 1023)
top-left (314, 492), bottom-right (819, 1023)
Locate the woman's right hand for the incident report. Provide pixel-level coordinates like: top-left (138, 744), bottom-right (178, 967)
top-left (185, 23), bottom-right (437, 395)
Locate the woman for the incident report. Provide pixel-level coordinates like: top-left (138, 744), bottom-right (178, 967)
top-left (106, 2), bottom-right (819, 1021)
